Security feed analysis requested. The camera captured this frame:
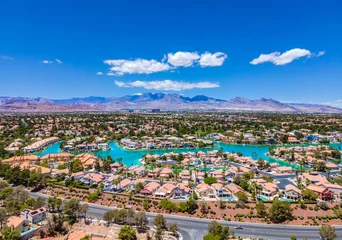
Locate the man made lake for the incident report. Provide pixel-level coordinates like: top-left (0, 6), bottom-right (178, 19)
top-left (37, 141), bottom-right (342, 169)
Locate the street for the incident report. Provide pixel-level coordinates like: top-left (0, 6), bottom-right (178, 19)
top-left (30, 192), bottom-right (342, 240)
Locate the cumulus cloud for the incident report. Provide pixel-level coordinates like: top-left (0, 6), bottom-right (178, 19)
top-left (167, 51), bottom-right (200, 67)
top-left (114, 80), bottom-right (220, 91)
top-left (42, 60), bottom-right (53, 64)
top-left (55, 59), bottom-right (62, 64)
top-left (199, 52), bottom-right (227, 67)
top-left (104, 59), bottom-right (170, 75)
top-left (96, 72), bottom-right (103, 75)
top-left (250, 48), bottom-right (314, 65)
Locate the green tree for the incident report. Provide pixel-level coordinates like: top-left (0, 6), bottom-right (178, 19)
top-left (204, 221), bottom-right (230, 240)
top-left (1, 226), bottom-right (21, 239)
top-left (204, 177), bottom-right (218, 185)
top-left (268, 200), bottom-right (293, 223)
top-left (302, 189), bottom-right (318, 201)
top-left (319, 225), bottom-right (337, 240)
top-left (118, 225), bottom-right (137, 240)
top-left (0, 208), bottom-right (8, 229)
top-left (256, 201), bottom-right (268, 217)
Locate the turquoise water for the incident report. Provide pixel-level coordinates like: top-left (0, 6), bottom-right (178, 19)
top-left (222, 196), bottom-right (235, 201)
top-left (37, 141), bottom-right (342, 168)
top-left (259, 195), bottom-right (269, 201)
top-left (279, 197), bottom-right (294, 202)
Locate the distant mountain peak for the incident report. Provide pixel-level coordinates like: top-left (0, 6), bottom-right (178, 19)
top-left (0, 93), bottom-right (341, 113)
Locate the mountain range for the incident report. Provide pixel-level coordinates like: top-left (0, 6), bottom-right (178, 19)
top-left (0, 93), bottom-right (341, 113)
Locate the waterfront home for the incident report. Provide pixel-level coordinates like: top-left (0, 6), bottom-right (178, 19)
top-left (154, 183), bottom-right (176, 198)
top-left (128, 165), bottom-right (146, 177)
top-left (23, 137), bottom-right (59, 153)
top-left (110, 162), bottom-right (123, 173)
top-left (6, 216), bottom-right (30, 233)
top-left (20, 208), bottom-right (46, 224)
top-left (284, 184), bottom-right (302, 200)
top-left (3, 154), bottom-right (40, 165)
top-left (179, 170), bottom-right (191, 182)
top-left (307, 184), bottom-right (333, 201)
top-left (174, 183), bottom-right (191, 197)
top-left (140, 182), bottom-right (160, 195)
top-left (211, 183), bottom-right (231, 198)
top-left (275, 166), bottom-right (293, 174)
top-left (41, 152), bottom-right (74, 161)
top-left (74, 153), bottom-right (97, 169)
top-left (196, 183), bottom-right (216, 199)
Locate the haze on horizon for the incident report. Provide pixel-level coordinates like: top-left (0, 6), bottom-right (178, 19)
top-left (1, 0), bottom-right (342, 107)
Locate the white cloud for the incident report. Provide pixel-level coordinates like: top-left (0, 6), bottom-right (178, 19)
top-left (199, 52), bottom-right (227, 67)
top-left (104, 59), bottom-right (170, 75)
top-left (0, 56), bottom-right (14, 60)
top-left (134, 92), bottom-right (143, 96)
top-left (114, 80), bottom-right (220, 91)
top-left (96, 72), bottom-right (103, 75)
top-left (55, 59), bottom-right (62, 64)
top-left (42, 60), bottom-right (53, 64)
top-left (317, 51), bottom-right (325, 57)
top-left (167, 51), bottom-right (200, 67)
top-left (321, 100), bottom-right (342, 108)
top-left (250, 48), bottom-right (313, 65)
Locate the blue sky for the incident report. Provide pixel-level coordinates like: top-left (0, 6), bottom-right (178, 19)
top-left (1, 0), bottom-right (342, 106)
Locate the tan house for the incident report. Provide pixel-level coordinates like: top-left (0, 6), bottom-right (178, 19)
top-left (7, 216), bottom-right (30, 233)
top-left (284, 184), bottom-right (302, 200)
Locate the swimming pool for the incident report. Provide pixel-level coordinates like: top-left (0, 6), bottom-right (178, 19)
top-left (259, 195), bottom-right (269, 201)
top-left (172, 196), bottom-right (187, 201)
top-left (279, 197), bottom-right (294, 202)
top-left (221, 196), bottom-right (235, 201)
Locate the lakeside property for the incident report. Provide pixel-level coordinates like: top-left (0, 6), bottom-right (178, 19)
top-left (37, 141), bottom-right (342, 168)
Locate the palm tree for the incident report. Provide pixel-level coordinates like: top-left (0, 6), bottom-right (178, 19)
top-left (326, 168), bottom-right (331, 179)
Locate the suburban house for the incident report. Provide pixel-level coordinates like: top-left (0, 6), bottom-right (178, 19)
top-left (79, 172), bottom-right (105, 185)
top-left (211, 183), bottom-right (231, 198)
top-left (307, 184), bottom-right (334, 200)
top-left (226, 183), bottom-right (245, 196)
top-left (20, 208), bottom-right (47, 224)
top-left (154, 183), bottom-right (176, 198)
top-left (179, 170), bottom-right (191, 182)
top-left (284, 184), bottom-right (302, 200)
top-left (140, 182), bottom-right (160, 195)
top-left (299, 172), bottom-right (328, 185)
top-left (147, 168), bottom-right (160, 178)
top-left (275, 166), bottom-right (293, 174)
top-left (196, 183), bottom-right (216, 199)
top-left (7, 216), bottom-right (30, 233)
top-left (160, 168), bottom-right (173, 178)
top-left (129, 165), bottom-right (146, 177)
top-left (174, 183), bottom-right (191, 197)
top-left (317, 181), bottom-right (342, 196)
top-left (260, 182), bottom-right (279, 198)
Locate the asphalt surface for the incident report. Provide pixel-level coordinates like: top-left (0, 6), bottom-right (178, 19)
top-left (30, 192), bottom-right (342, 240)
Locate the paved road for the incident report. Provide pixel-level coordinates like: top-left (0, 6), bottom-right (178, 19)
top-left (30, 192), bottom-right (341, 240)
